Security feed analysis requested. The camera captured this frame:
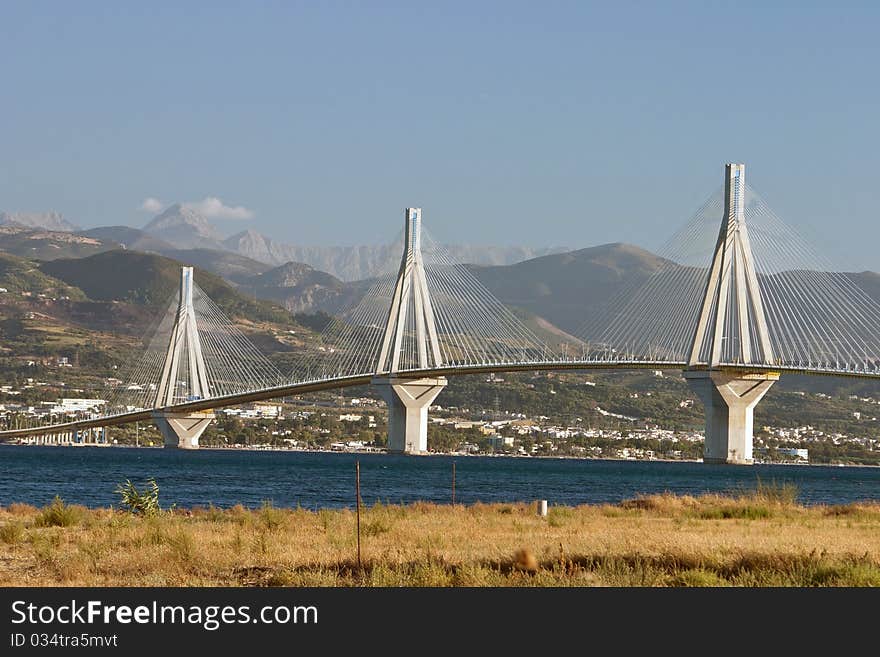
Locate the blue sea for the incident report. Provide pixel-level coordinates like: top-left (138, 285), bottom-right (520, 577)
top-left (1, 445), bottom-right (878, 509)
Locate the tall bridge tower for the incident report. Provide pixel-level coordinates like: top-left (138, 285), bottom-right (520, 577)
top-left (372, 208), bottom-right (447, 453)
top-left (683, 164), bottom-right (778, 464)
top-left (153, 266), bottom-right (214, 448)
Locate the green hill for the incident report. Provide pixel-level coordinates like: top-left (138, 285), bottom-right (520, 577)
top-left (471, 243), bottom-right (669, 333)
top-left (0, 225), bottom-right (113, 261)
top-left (39, 250), bottom-right (293, 324)
top-left (159, 248), bottom-right (271, 285)
top-left (0, 252), bottom-right (86, 299)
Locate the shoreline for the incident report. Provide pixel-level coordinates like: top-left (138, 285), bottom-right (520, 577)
top-left (2, 440), bottom-right (877, 468)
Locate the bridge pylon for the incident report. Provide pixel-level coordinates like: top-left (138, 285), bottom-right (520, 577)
top-left (372, 208), bottom-right (447, 454)
top-left (684, 163), bottom-right (777, 464)
top-left (153, 266), bottom-right (214, 448)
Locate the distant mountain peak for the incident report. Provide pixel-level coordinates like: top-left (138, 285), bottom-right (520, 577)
top-left (225, 229), bottom-right (269, 249)
top-left (233, 228), bottom-right (264, 240)
top-left (224, 228), bottom-right (565, 281)
top-left (256, 260), bottom-right (341, 288)
top-left (0, 211), bottom-right (79, 232)
top-left (145, 204), bottom-right (219, 236)
top-left (142, 204), bottom-right (224, 249)
top-left (242, 259), bottom-right (346, 313)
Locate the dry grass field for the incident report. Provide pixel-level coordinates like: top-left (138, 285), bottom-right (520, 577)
top-left (2, 487), bottom-right (879, 586)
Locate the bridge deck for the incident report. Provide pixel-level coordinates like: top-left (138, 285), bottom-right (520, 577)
top-left (2, 360), bottom-right (878, 440)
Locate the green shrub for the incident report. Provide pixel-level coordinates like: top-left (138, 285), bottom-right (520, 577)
top-left (362, 518), bottom-right (392, 536)
top-left (669, 569), bottom-right (728, 587)
top-left (259, 501), bottom-right (285, 531)
top-left (0, 521), bottom-right (25, 544)
top-left (547, 505), bottom-right (574, 527)
top-left (167, 531), bottom-right (195, 561)
top-left (700, 505), bottom-right (771, 520)
top-left (115, 479), bottom-right (161, 516)
top-left (754, 478), bottom-right (798, 505)
top-left (35, 496), bottom-right (83, 527)
top-left (207, 504), bottom-right (227, 523)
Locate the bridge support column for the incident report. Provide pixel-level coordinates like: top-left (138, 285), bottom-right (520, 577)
top-left (153, 411), bottom-right (214, 449)
top-left (684, 371), bottom-right (778, 465)
top-left (153, 267), bottom-right (213, 449)
top-left (373, 377), bottom-right (447, 454)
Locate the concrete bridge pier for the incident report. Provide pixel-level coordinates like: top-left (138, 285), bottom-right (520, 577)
top-left (684, 371), bottom-right (778, 464)
top-left (153, 411), bottom-right (214, 449)
top-left (373, 377), bottom-right (447, 453)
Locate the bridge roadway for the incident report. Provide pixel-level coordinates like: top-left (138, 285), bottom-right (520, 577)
top-left (2, 359), bottom-right (878, 440)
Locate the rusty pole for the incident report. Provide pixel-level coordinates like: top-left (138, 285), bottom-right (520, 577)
top-left (356, 460), bottom-right (362, 569)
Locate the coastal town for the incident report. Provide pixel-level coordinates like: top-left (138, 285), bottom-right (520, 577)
top-left (2, 371), bottom-right (878, 465)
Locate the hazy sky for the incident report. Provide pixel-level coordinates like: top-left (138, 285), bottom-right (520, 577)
top-left (2, 2), bottom-right (878, 269)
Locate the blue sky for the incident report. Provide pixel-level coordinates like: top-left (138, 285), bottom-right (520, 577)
top-left (1, 2), bottom-right (878, 268)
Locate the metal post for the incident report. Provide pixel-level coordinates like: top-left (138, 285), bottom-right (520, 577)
top-left (452, 461), bottom-right (456, 507)
top-left (355, 460), bottom-right (362, 569)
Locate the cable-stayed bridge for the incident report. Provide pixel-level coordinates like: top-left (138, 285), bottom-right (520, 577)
top-left (5, 163), bottom-right (880, 465)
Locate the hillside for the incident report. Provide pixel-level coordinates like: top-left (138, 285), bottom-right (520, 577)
top-left (233, 242), bottom-right (673, 341)
top-left (38, 250), bottom-right (294, 324)
top-left (0, 252), bottom-right (87, 299)
top-left (241, 261), bottom-right (348, 313)
top-left (471, 243), bottom-right (669, 333)
top-left (0, 249), bottom-right (320, 384)
top-left (0, 225), bottom-right (112, 261)
top-left (847, 271), bottom-right (880, 302)
top-left (0, 252), bottom-right (145, 366)
top-left (0, 251), bottom-right (323, 405)
top-left (76, 231), bottom-right (275, 285)
top-left (158, 248), bottom-right (271, 285)
top-left (79, 226), bottom-right (175, 253)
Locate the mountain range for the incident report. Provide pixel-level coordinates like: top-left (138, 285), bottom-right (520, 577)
top-left (0, 203), bottom-right (563, 281)
top-left (230, 242), bottom-right (674, 334)
top-left (0, 211), bottom-right (79, 232)
top-left (5, 203), bottom-right (880, 351)
top-left (140, 204), bottom-right (564, 280)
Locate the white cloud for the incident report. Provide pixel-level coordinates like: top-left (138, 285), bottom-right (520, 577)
top-left (184, 197), bottom-right (254, 220)
top-left (139, 197), bottom-right (165, 213)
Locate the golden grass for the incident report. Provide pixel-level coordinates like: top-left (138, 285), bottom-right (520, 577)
top-left (1, 493), bottom-right (879, 587)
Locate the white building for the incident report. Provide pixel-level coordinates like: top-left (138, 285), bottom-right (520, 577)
top-left (46, 398), bottom-right (106, 414)
top-left (489, 435), bottom-right (514, 449)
